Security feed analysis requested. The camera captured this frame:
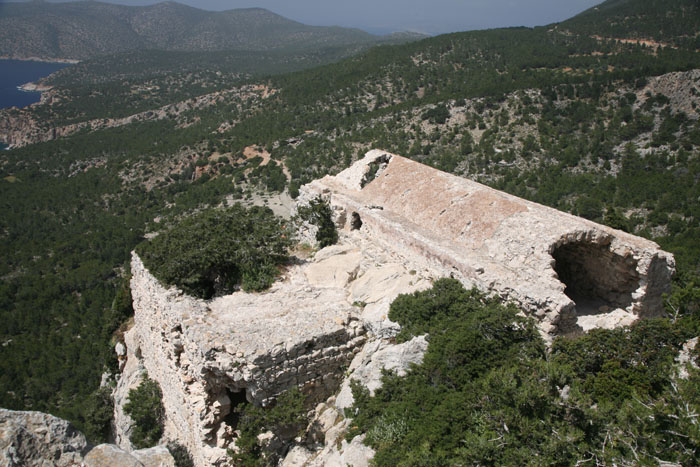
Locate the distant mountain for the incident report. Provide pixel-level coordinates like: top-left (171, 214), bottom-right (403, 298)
top-left (0, 1), bottom-right (420, 61)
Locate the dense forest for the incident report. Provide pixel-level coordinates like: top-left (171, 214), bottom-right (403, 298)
top-left (0, 0), bottom-right (699, 460)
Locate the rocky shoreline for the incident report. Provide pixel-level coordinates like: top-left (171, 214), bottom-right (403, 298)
top-left (17, 81), bottom-right (53, 93)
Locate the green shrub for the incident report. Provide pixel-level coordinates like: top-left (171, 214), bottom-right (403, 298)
top-left (422, 104), bottom-right (450, 124)
top-left (167, 442), bottom-right (194, 467)
top-left (347, 279), bottom-right (700, 465)
top-left (295, 196), bottom-right (338, 248)
top-left (551, 319), bottom-right (684, 404)
top-left (136, 205), bottom-right (293, 298)
top-left (124, 375), bottom-right (164, 449)
top-left (81, 386), bottom-right (114, 443)
top-left (228, 388), bottom-right (307, 466)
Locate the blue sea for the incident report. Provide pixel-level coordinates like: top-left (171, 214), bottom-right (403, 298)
top-left (0, 59), bottom-right (71, 110)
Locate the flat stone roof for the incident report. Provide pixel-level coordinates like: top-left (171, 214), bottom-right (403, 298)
top-left (205, 272), bottom-right (356, 360)
top-left (299, 150), bottom-right (676, 335)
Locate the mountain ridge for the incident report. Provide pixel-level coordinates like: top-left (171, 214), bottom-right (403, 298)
top-left (0, 1), bottom-right (422, 61)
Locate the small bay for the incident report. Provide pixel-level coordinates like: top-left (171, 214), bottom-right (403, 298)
top-left (0, 59), bottom-right (71, 109)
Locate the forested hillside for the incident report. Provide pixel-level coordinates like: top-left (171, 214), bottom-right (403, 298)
top-left (0, 0), bottom-right (699, 456)
top-left (0, 1), bottom-right (420, 61)
top-left (561, 0), bottom-right (700, 48)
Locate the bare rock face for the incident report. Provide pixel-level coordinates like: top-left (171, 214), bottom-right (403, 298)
top-left (131, 446), bottom-right (176, 467)
top-left (300, 149), bottom-right (676, 338)
top-left (112, 326), bottom-right (147, 451)
top-left (84, 444), bottom-right (144, 467)
top-left (282, 406), bottom-right (376, 467)
top-left (280, 336), bottom-right (428, 466)
top-left (676, 337), bottom-right (699, 379)
top-left (84, 444), bottom-right (175, 467)
top-left (336, 335), bottom-right (429, 410)
top-left (0, 409), bottom-right (176, 467)
top-left (0, 409), bottom-right (89, 466)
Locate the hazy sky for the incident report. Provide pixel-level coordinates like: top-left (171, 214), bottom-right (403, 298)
top-left (12, 0), bottom-right (603, 35)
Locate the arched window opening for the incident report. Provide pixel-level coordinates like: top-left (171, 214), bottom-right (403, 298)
top-left (552, 240), bottom-right (640, 316)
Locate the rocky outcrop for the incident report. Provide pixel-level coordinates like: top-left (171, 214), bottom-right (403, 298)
top-left (278, 397), bottom-right (375, 467)
top-left (0, 409), bottom-right (175, 467)
top-left (274, 336), bottom-right (430, 466)
top-left (112, 327), bottom-right (147, 451)
top-left (84, 444), bottom-right (174, 467)
top-left (300, 149), bottom-right (676, 338)
top-left (676, 337), bottom-right (699, 379)
top-left (638, 69), bottom-right (700, 119)
top-left (0, 409), bottom-right (89, 466)
top-left (0, 109), bottom-right (43, 148)
top-left (335, 335), bottom-right (428, 410)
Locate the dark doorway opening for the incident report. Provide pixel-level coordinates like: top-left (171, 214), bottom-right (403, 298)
top-left (552, 240), bottom-right (639, 315)
top-left (351, 212), bottom-right (363, 230)
top-left (223, 388), bottom-right (249, 430)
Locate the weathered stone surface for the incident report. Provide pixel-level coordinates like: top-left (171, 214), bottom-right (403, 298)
top-left (576, 308), bottom-right (637, 332)
top-left (336, 336), bottom-right (429, 410)
top-left (281, 445), bottom-right (314, 466)
top-left (0, 409), bottom-right (176, 467)
top-left (132, 445), bottom-right (176, 467)
top-left (280, 338), bottom-right (427, 466)
top-left (84, 444), bottom-right (144, 467)
top-left (300, 149), bottom-right (676, 337)
top-left (303, 434), bottom-right (375, 467)
top-left (350, 263), bottom-right (430, 337)
top-left (113, 326), bottom-right (146, 451)
top-left (338, 435), bottom-right (375, 467)
top-left (304, 248), bottom-right (362, 288)
top-left (0, 409), bottom-right (89, 467)
top-left (83, 443), bottom-right (175, 467)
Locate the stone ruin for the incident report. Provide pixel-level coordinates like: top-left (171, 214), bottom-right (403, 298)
top-left (299, 149), bottom-right (676, 336)
top-left (120, 149), bottom-right (675, 466)
top-left (125, 253), bottom-right (368, 465)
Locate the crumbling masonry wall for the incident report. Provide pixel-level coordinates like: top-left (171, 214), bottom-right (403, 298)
top-left (298, 149), bottom-right (675, 336)
top-left (127, 254), bottom-right (365, 467)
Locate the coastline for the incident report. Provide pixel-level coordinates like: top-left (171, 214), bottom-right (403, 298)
top-left (0, 55), bottom-right (80, 65)
top-left (18, 82), bottom-right (53, 93)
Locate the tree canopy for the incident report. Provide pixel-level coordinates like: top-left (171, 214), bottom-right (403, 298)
top-left (136, 205), bottom-right (293, 298)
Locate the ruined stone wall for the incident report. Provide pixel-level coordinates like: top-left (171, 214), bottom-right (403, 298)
top-left (127, 253), bottom-right (366, 466)
top-left (300, 149), bottom-right (676, 337)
